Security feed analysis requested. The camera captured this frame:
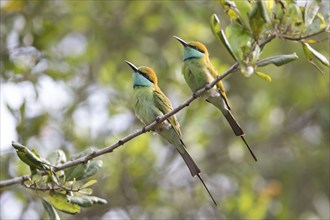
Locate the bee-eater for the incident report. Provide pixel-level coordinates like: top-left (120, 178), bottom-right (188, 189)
top-left (174, 36), bottom-right (257, 162)
top-left (126, 60), bottom-right (217, 205)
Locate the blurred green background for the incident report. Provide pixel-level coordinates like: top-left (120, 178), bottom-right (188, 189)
top-left (1, 0), bottom-right (329, 219)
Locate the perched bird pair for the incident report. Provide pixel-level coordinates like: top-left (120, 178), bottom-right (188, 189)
top-left (125, 37), bottom-right (257, 205)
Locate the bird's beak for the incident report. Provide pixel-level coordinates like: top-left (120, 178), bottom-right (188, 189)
top-left (125, 60), bottom-right (139, 72)
top-left (173, 36), bottom-right (188, 47)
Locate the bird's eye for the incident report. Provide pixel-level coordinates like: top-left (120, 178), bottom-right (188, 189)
top-left (140, 71), bottom-right (154, 83)
top-left (193, 46), bottom-right (204, 53)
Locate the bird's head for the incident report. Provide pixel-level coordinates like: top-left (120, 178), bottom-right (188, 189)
top-left (174, 36), bottom-right (208, 61)
top-left (125, 61), bottom-right (158, 87)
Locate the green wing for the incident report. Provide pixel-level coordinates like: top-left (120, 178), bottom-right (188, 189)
top-left (153, 87), bottom-right (182, 137)
top-left (206, 62), bottom-right (231, 110)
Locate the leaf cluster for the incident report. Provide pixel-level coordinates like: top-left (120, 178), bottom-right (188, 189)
top-left (11, 141), bottom-right (106, 218)
top-left (211, 0), bottom-right (329, 79)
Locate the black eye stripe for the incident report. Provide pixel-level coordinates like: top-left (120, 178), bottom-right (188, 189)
top-left (139, 71), bottom-right (154, 83)
top-left (192, 46), bottom-right (204, 53)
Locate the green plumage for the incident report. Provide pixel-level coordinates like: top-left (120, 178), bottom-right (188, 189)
top-left (126, 61), bottom-right (217, 205)
top-left (174, 37), bottom-right (258, 161)
top-left (129, 65), bottom-right (200, 176)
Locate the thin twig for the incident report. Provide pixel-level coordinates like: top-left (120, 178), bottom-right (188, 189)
top-left (0, 63), bottom-right (240, 189)
top-left (278, 27), bottom-right (329, 41)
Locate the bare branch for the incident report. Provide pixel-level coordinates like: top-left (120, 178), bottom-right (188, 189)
top-left (278, 27), bottom-right (329, 41)
top-left (0, 63), bottom-right (239, 189)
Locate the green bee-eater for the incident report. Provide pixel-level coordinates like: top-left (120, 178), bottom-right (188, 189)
top-left (174, 36), bottom-right (257, 162)
top-left (126, 60), bottom-right (217, 205)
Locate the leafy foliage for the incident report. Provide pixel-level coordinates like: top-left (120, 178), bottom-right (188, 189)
top-left (212, 0), bottom-right (329, 79)
top-left (10, 142), bottom-right (106, 218)
top-left (1, 0), bottom-right (329, 219)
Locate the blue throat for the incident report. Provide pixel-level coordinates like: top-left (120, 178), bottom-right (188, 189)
top-left (183, 47), bottom-right (204, 61)
top-left (132, 72), bottom-right (153, 87)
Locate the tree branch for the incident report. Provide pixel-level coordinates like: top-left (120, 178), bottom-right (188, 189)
top-left (0, 63), bottom-right (240, 189)
top-left (278, 27), bottom-right (329, 41)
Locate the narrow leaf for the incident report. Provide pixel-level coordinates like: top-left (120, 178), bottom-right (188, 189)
top-left (234, 0), bottom-right (252, 29)
top-left (42, 199), bottom-right (60, 220)
top-left (257, 53), bottom-right (299, 67)
top-left (12, 141), bottom-right (51, 171)
top-left (258, 0), bottom-right (271, 23)
top-left (79, 188), bottom-right (93, 195)
top-left (210, 13), bottom-right (221, 34)
top-left (256, 71), bottom-right (272, 82)
top-left (81, 180), bottom-right (98, 189)
top-left (303, 43), bottom-right (329, 67)
top-left (68, 196), bottom-right (107, 208)
top-left (210, 14), bottom-right (237, 61)
top-left (302, 42), bottom-right (314, 60)
top-left (249, 2), bottom-right (266, 37)
top-left (304, 0), bottom-right (320, 27)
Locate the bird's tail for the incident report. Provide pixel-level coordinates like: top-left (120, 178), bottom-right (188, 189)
top-left (223, 110), bottom-right (258, 161)
top-left (223, 110), bottom-right (244, 136)
top-left (206, 95), bottom-right (244, 136)
top-left (197, 174), bottom-right (217, 206)
top-left (207, 96), bottom-right (258, 161)
top-left (177, 147), bottom-right (201, 177)
top-left (177, 148), bottom-right (217, 206)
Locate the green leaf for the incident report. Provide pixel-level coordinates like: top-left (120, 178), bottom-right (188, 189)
top-left (283, 3), bottom-right (303, 33)
top-left (251, 44), bottom-right (261, 64)
top-left (225, 22), bottom-right (253, 61)
top-left (256, 71), bottom-right (272, 82)
top-left (302, 42), bottom-right (314, 60)
top-left (210, 13), bottom-right (221, 34)
top-left (234, 0), bottom-right (252, 28)
top-left (258, 0), bottom-right (271, 23)
top-left (81, 179), bottom-right (98, 189)
top-left (304, 0), bottom-right (321, 27)
top-left (221, 0), bottom-right (240, 21)
top-left (80, 160), bottom-right (103, 180)
top-left (68, 196), bottom-right (107, 208)
top-left (273, 0), bottom-right (286, 22)
top-left (12, 141), bottom-right (51, 171)
top-left (305, 12), bottom-right (327, 36)
top-left (47, 150), bottom-right (67, 166)
top-left (210, 14), bottom-right (237, 61)
top-left (65, 163), bottom-right (88, 181)
top-left (257, 53), bottom-right (299, 67)
top-left (48, 191), bottom-right (80, 214)
top-left (249, 0), bottom-right (273, 37)
top-left (79, 188), bottom-right (93, 195)
top-left (302, 43), bottom-right (329, 67)
top-left (42, 199), bottom-right (60, 220)
top-left (71, 147), bottom-right (96, 160)
top-left (65, 160), bottom-right (103, 181)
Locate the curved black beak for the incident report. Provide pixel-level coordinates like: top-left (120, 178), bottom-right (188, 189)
top-left (173, 36), bottom-right (188, 47)
top-left (125, 60), bottom-right (139, 72)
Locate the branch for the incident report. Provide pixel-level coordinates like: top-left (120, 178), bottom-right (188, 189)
top-left (278, 27), bottom-right (329, 41)
top-left (0, 63), bottom-right (240, 189)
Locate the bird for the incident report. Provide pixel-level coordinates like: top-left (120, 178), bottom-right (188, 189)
top-left (173, 36), bottom-right (257, 162)
top-left (125, 60), bottom-right (217, 205)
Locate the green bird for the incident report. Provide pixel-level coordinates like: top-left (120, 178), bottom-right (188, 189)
top-left (174, 36), bottom-right (257, 162)
top-left (126, 60), bottom-right (217, 205)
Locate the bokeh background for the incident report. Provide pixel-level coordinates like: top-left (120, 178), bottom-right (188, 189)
top-left (1, 1), bottom-right (329, 219)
